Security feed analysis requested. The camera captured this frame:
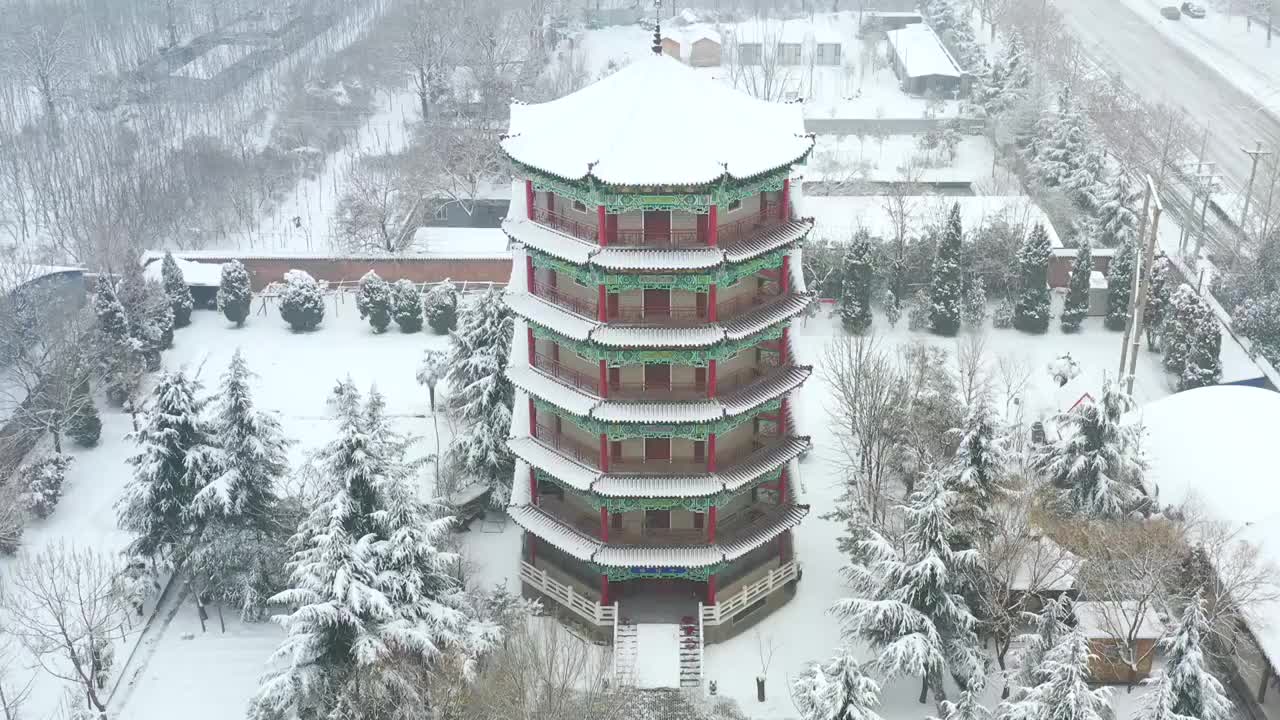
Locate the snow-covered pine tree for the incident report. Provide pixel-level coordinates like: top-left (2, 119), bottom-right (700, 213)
top-left (1003, 628), bottom-right (1113, 720)
top-left (909, 288), bottom-right (933, 331)
top-left (833, 475), bottom-right (985, 704)
top-left (192, 350), bottom-right (288, 529)
top-left (424, 279), bottom-right (459, 335)
top-left (840, 233), bottom-right (874, 333)
top-left (391, 279), bottom-right (423, 333)
top-left (21, 453), bottom-right (72, 519)
top-left (218, 260), bottom-right (252, 327)
top-left (1060, 241), bottom-right (1092, 333)
top-left (1145, 254), bottom-right (1174, 351)
top-left (932, 690), bottom-right (991, 720)
top-left (1164, 285), bottom-right (1222, 391)
top-left (1009, 595), bottom-right (1074, 696)
top-left (884, 289), bottom-right (902, 328)
top-left (1151, 593), bottom-right (1233, 720)
top-left (1104, 241), bottom-right (1136, 331)
top-left (944, 405), bottom-right (1008, 545)
top-left (249, 384), bottom-right (499, 720)
top-left (1013, 225), bottom-right (1052, 333)
top-left (930, 203), bottom-right (964, 336)
top-left (1037, 381), bottom-right (1147, 518)
top-left (961, 278), bottom-right (988, 330)
top-left (793, 647), bottom-right (885, 720)
top-left (138, 279), bottom-right (175, 369)
top-left (1096, 173), bottom-right (1142, 248)
top-left (161, 252), bottom-right (194, 328)
top-left (278, 269), bottom-right (325, 331)
top-left (117, 370), bottom-right (221, 559)
top-left (68, 381), bottom-right (102, 447)
top-left (93, 276), bottom-right (141, 406)
top-left (356, 270), bottom-right (392, 333)
top-left (447, 288), bottom-right (515, 505)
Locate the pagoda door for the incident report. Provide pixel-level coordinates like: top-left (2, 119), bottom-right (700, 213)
top-left (643, 210), bottom-right (671, 246)
top-left (645, 363), bottom-right (671, 392)
top-left (643, 289), bottom-right (670, 320)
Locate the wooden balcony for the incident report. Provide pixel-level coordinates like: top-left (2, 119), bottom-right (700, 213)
top-left (530, 427), bottom-right (788, 475)
top-left (531, 205), bottom-right (784, 249)
top-left (539, 496), bottom-right (789, 546)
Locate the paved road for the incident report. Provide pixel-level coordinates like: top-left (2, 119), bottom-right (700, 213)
top-left (1054, 0), bottom-right (1280, 189)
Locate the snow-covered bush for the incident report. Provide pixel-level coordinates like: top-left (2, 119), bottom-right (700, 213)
top-left (840, 235), bottom-right (874, 333)
top-left (1013, 224), bottom-right (1052, 333)
top-left (391, 279), bottom-right (423, 333)
top-left (929, 203), bottom-right (964, 336)
top-left (161, 252), bottom-right (194, 328)
top-left (69, 385), bottom-right (102, 447)
top-left (992, 298), bottom-right (1015, 329)
top-left (1105, 241), bottom-right (1136, 331)
top-left (425, 280), bottom-right (459, 335)
top-left (907, 288), bottom-right (931, 331)
top-left (961, 278), bottom-right (987, 330)
top-left (218, 260), bottom-right (252, 327)
top-left (1060, 240), bottom-right (1092, 333)
top-left (355, 271), bottom-right (392, 333)
top-left (22, 454), bottom-right (73, 519)
top-left (278, 270), bottom-right (325, 332)
top-left (0, 483), bottom-right (25, 554)
top-left (883, 289), bottom-right (901, 327)
top-left (1164, 284), bottom-right (1222, 390)
top-left (1047, 353), bottom-right (1081, 387)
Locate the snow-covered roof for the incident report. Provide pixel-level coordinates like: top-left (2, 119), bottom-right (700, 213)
top-left (410, 227), bottom-right (511, 258)
top-left (1009, 537), bottom-right (1079, 593)
top-left (0, 263), bottom-right (83, 295)
top-left (731, 17), bottom-right (809, 44)
top-left (504, 215), bottom-right (812, 270)
top-left (1138, 386), bottom-right (1280, 666)
top-left (143, 256), bottom-right (224, 287)
top-left (1073, 601), bottom-right (1165, 641)
top-left (886, 24), bottom-right (962, 79)
top-left (508, 363), bottom-right (812, 424)
top-left (503, 54), bottom-right (813, 186)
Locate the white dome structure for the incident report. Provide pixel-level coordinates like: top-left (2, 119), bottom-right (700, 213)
top-left (1139, 385), bottom-right (1280, 671)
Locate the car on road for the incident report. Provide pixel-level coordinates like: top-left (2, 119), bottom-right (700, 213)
top-left (1180, 2), bottom-right (1207, 17)
top-left (1161, 5), bottom-right (1182, 19)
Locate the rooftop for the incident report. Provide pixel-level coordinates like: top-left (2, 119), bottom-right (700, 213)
top-left (502, 54), bottom-right (813, 186)
top-left (886, 24), bottom-right (963, 79)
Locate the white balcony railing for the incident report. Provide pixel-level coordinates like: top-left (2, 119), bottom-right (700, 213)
top-left (700, 560), bottom-right (799, 626)
top-left (520, 561), bottom-right (617, 626)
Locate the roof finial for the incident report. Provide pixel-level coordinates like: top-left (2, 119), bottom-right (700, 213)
top-left (652, 0), bottom-right (662, 55)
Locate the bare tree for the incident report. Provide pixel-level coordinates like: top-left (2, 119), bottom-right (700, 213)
top-left (880, 158), bottom-right (924, 301)
top-left (3, 6), bottom-right (83, 138)
top-left (406, 122), bottom-right (503, 226)
top-left (392, 0), bottom-right (466, 120)
top-left (0, 632), bottom-right (33, 720)
top-left (0, 542), bottom-right (130, 718)
top-left (334, 154), bottom-right (415, 255)
top-left (0, 300), bottom-right (96, 455)
top-left (725, 24), bottom-right (795, 101)
top-left (955, 332), bottom-right (993, 411)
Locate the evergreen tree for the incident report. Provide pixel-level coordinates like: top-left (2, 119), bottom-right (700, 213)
top-left (424, 280), bottom-right (459, 335)
top-left (447, 288), bottom-right (515, 505)
top-left (161, 252), bottom-right (194, 328)
top-left (1013, 225), bottom-right (1052, 333)
top-left (117, 370), bottom-right (220, 559)
top-left (961, 278), bottom-right (988, 330)
top-left (840, 233), bottom-right (874, 333)
top-left (218, 260), bottom-right (252, 327)
top-left (391, 279), bottom-right (423, 333)
top-left (1037, 381), bottom-right (1147, 518)
top-left (1150, 594), bottom-right (1233, 720)
top-left (139, 279), bottom-right (175, 369)
top-left (834, 475), bottom-right (985, 704)
top-left (68, 383), bottom-right (102, 447)
top-left (278, 269), bottom-right (325, 331)
top-left (884, 289), bottom-right (902, 328)
top-left (1145, 254), bottom-right (1174, 351)
top-left (192, 351), bottom-right (288, 529)
top-left (1096, 173), bottom-right (1142, 247)
top-left (793, 648), bottom-right (885, 720)
top-left (1164, 285), bottom-right (1222, 391)
top-left (1002, 629), bottom-right (1113, 720)
top-left (930, 203), bottom-right (964, 336)
top-left (1010, 596), bottom-right (1075, 694)
top-left (944, 405), bottom-right (1008, 545)
top-left (1105, 241), bottom-right (1136, 331)
top-left (1060, 241), bottom-right (1092, 333)
top-left (21, 453), bottom-right (72, 519)
top-left (356, 271), bottom-right (392, 333)
top-left (249, 384), bottom-right (499, 720)
top-left (933, 691), bottom-right (992, 720)
top-left (1029, 87), bottom-right (1105, 208)
top-left (92, 276), bottom-right (141, 407)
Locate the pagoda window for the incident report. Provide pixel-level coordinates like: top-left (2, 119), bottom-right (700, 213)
top-left (572, 200), bottom-right (587, 213)
top-left (607, 292), bottom-right (620, 319)
top-left (726, 198), bottom-right (742, 213)
top-left (645, 437), bottom-right (671, 461)
top-left (644, 510), bottom-right (671, 530)
top-left (547, 270), bottom-right (558, 288)
top-left (611, 512), bottom-right (623, 530)
top-left (643, 289), bottom-right (670, 318)
top-left (610, 441), bottom-right (623, 462)
top-left (693, 512), bottom-right (705, 530)
top-left (693, 440), bottom-right (706, 463)
top-left (644, 363), bottom-right (671, 391)
top-left (608, 366), bottom-right (621, 390)
top-left (694, 367), bottom-right (707, 392)
top-left (643, 210), bottom-right (671, 246)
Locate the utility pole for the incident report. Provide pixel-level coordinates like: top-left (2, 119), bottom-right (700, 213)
top-left (1125, 174), bottom-right (1164, 396)
top-left (1119, 179), bottom-right (1153, 379)
top-left (1241, 141), bottom-right (1272, 227)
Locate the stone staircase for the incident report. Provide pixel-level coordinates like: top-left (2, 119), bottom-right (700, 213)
top-left (613, 620), bottom-right (639, 686)
top-left (678, 616), bottom-right (703, 689)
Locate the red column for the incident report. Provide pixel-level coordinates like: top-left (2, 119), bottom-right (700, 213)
top-left (529, 399), bottom-right (538, 437)
top-left (600, 506), bottom-right (609, 541)
top-left (524, 180), bottom-right (535, 220)
top-left (706, 574), bottom-right (717, 604)
top-left (527, 327), bottom-right (536, 367)
top-left (708, 505), bottom-right (718, 543)
top-left (780, 326), bottom-right (790, 366)
top-left (599, 433), bottom-right (609, 472)
top-left (597, 285), bottom-right (607, 322)
top-left (530, 468), bottom-right (539, 505)
top-left (707, 433), bottom-right (717, 472)
top-left (778, 468), bottom-right (788, 505)
top-left (527, 535), bottom-right (537, 564)
top-left (597, 205), bottom-right (608, 246)
top-left (599, 360), bottom-right (608, 398)
top-left (526, 255), bottom-right (535, 293)
top-left (780, 179), bottom-right (790, 220)
top-left (708, 204), bottom-right (718, 246)
top-left (601, 575), bottom-right (610, 605)
top-left (708, 284), bottom-right (718, 322)
top-left (779, 397), bottom-right (789, 436)
top-left (708, 359), bottom-right (718, 398)
top-left (780, 253), bottom-right (790, 294)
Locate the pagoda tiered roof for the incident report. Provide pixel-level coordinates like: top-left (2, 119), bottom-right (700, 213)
top-left (508, 462), bottom-right (810, 569)
top-left (505, 216), bottom-right (813, 271)
top-left (509, 363), bottom-right (812, 425)
top-left (508, 435), bottom-right (811, 499)
top-left (502, 54), bottom-right (814, 187)
top-left (507, 291), bottom-right (814, 349)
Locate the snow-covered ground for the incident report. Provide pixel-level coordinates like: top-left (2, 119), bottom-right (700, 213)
top-left (807, 133), bottom-right (999, 185)
top-left (801, 194), bottom-right (1064, 248)
top-left (172, 43), bottom-right (259, 80)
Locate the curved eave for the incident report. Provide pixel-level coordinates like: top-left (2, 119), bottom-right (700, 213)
top-left (501, 141), bottom-right (814, 189)
top-left (504, 216), bottom-right (813, 271)
top-left (509, 364), bottom-right (813, 425)
top-left (509, 435), bottom-right (813, 500)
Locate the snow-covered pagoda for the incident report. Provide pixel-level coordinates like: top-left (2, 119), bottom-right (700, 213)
top-left (501, 50), bottom-right (815, 645)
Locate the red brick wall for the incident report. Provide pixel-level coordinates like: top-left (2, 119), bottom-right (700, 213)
top-left (173, 255), bottom-right (514, 291)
